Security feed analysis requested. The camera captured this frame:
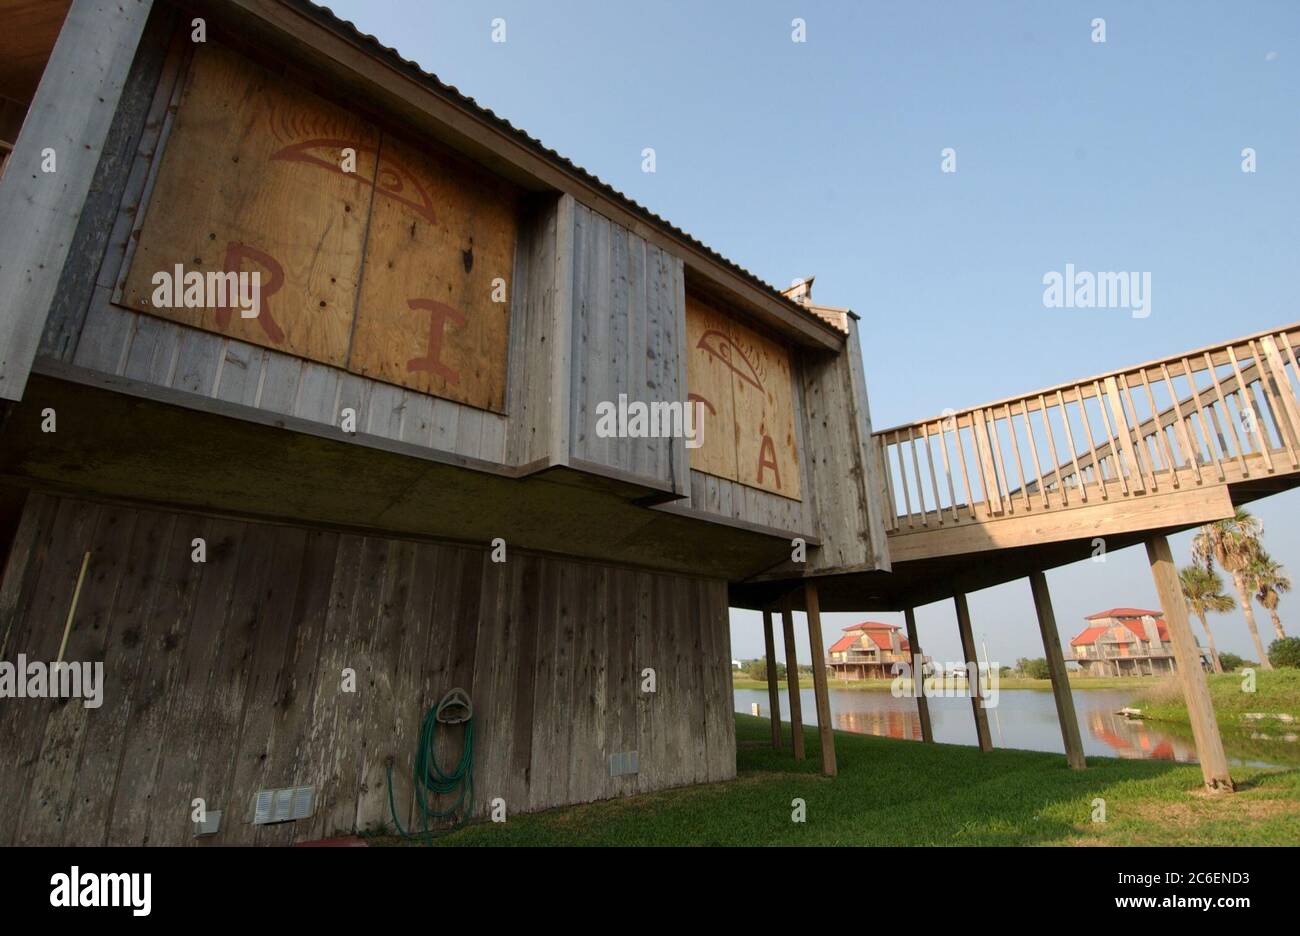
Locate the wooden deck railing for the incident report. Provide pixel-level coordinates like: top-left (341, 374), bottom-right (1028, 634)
top-left (873, 324), bottom-right (1300, 533)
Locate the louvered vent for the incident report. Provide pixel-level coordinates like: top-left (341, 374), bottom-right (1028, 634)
top-left (251, 784), bottom-right (315, 825)
top-left (608, 751), bottom-right (639, 777)
top-left (192, 809), bottom-right (222, 837)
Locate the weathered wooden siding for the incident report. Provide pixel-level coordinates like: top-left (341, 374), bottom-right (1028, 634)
top-left (0, 492), bottom-right (735, 846)
top-left (800, 316), bottom-right (891, 572)
top-left (64, 302), bottom-right (509, 464)
top-left (505, 194), bottom-right (574, 470)
top-left (568, 203), bottom-right (689, 493)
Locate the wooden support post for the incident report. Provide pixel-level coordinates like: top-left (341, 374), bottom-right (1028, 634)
top-left (953, 590), bottom-right (992, 752)
top-left (780, 592), bottom-right (805, 761)
top-left (0, 0), bottom-right (156, 400)
top-left (1146, 536), bottom-right (1234, 792)
top-left (804, 583), bottom-right (837, 777)
top-left (903, 607), bottom-right (933, 743)
top-left (762, 607), bottom-right (782, 749)
top-left (1028, 571), bottom-right (1085, 769)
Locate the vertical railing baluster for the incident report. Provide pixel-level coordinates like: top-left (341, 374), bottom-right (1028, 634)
top-left (921, 422), bottom-right (944, 525)
top-left (1056, 389), bottom-right (1086, 502)
top-left (1038, 393), bottom-right (1066, 506)
top-left (955, 415), bottom-right (977, 521)
top-left (894, 430), bottom-right (914, 527)
top-left (907, 425), bottom-right (929, 525)
top-left (1258, 335), bottom-right (1300, 467)
top-left (1119, 374), bottom-right (1156, 492)
top-left (1076, 385), bottom-right (1108, 499)
top-left (987, 408), bottom-right (1012, 513)
top-left (1093, 379), bottom-right (1130, 496)
top-left (1183, 356), bottom-right (1225, 481)
top-left (1205, 351), bottom-right (1249, 475)
top-left (1140, 367), bottom-right (1178, 487)
top-left (1020, 400), bottom-right (1048, 509)
top-left (880, 435), bottom-right (898, 531)
top-left (938, 417), bottom-right (959, 522)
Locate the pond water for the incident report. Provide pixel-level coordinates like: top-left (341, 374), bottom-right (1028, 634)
top-left (733, 686), bottom-right (1296, 768)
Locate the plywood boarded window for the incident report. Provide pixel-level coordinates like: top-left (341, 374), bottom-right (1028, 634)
top-left (685, 295), bottom-right (801, 500)
top-left (120, 42), bottom-right (518, 413)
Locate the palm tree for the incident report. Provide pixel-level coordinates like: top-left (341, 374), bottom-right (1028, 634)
top-left (1247, 552), bottom-right (1291, 641)
top-left (1178, 565), bottom-right (1234, 673)
top-left (1192, 508), bottom-right (1272, 670)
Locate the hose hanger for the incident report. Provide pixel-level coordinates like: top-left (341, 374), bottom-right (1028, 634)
top-left (436, 687), bottom-right (472, 725)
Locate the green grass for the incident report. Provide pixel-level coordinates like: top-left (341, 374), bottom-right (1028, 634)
top-left (382, 714), bottom-right (1300, 846)
top-left (1136, 669), bottom-right (1300, 724)
top-left (732, 675), bottom-right (1152, 692)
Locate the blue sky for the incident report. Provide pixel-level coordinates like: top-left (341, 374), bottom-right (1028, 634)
top-left (323, 0), bottom-right (1300, 666)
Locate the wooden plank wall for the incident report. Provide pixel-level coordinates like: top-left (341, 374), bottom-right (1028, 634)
top-left (568, 202), bottom-right (688, 491)
top-left (800, 316), bottom-right (891, 573)
top-left (505, 194), bottom-right (574, 470)
top-left (65, 302), bottom-right (510, 465)
top-left (0, 492), bottom-right (736, 846)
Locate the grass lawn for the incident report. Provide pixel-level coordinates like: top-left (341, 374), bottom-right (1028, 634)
top-left (1136, 669), bottom-right (1300, 723)
top-left (390, 714), bottom-right (1300, 846)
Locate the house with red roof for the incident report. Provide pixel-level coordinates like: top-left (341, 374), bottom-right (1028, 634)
top-left (826, 621), bottom-right (915, 680)
top-left (1070, 608), bottom-right (1208, 677)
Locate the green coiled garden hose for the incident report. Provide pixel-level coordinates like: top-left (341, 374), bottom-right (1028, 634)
top-left (386, 689), bottom-right (474, 842)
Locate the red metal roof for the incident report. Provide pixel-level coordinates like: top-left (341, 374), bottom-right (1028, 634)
top-left (1072, 620), bottom-right (1170, 645)
top-left (1085, 608), bottom-right (1163, 620)
top-left (842, 621), bottom-right (901, 632)
top-left (1070, 626), bottom-right (1107, 646)
top-left (828, 622), bottom-right (910, 654)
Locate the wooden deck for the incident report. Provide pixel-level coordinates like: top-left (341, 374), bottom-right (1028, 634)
top-left (876, 323), bottom-right (1300, 564)
top-left (734, 322), bottom-right (1300, 613)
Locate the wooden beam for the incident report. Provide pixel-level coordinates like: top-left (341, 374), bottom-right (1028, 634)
top-left (952, 590), bottom-right (992, 752)
top-left (804, 583), bottom-right (836, 776)
top-left (762, 607), bottom-right (782, 749)
top-left (903, 607), bottom-right (933, 743)
top-left (887, 482), bottom-right (1235, 564)
top-left (1145, 535), bottom-right (1234, 792)
top-left (1028, 570), bottom-right (1085, 770)
top-left (0, 0), bottom-right (155, 400)
top-left (780, 591), bottom-right (805, 761)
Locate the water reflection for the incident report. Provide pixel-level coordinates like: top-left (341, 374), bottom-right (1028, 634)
top-left (734, 686), bottom-right (1290, 767)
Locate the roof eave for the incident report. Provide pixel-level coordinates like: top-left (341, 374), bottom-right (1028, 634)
top-left (190, 0), bottom-right (845, 352)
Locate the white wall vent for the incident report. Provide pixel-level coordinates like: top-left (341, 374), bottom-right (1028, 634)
top-left (609, 751), bottom-right (639, 777)
top-left (251, 785), bottom-right (315, 825)
top-left (192, 809), bottom-right (222, 837)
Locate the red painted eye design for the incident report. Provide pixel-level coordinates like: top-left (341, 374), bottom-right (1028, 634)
top-left (373, 152), bottom-right (437, 225)
top-left (269, 136), bottom-right (366, 174)
top-left (687, 393), bottom-right (716, 415)
top-left (269, 138), bottom-right (437, 226)
top-left (696, 329), bottom-right (763, 391)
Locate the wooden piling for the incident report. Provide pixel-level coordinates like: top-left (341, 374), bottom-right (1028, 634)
top-left (903, 606), bottom-right (933, 743)
top-left (804, 583), bottom-right (837, 776)
top-left (953, 590), bottom-right (992, 752)
top-left (780, 591), bottom-right (805, 761)
top-left (1028, 570), bottom-right (1085, 769)
top-left (762, 606), bottom-right (782, 749)
top-left (1145, 535), bottom-right (1234, 792)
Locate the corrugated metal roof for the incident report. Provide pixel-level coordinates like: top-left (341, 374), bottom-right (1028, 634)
top-left (288, 0), bottom-right (839, 335)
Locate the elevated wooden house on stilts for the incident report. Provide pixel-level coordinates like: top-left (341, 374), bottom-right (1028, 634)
top-left (2, 0), bottom-right (1298, 844)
